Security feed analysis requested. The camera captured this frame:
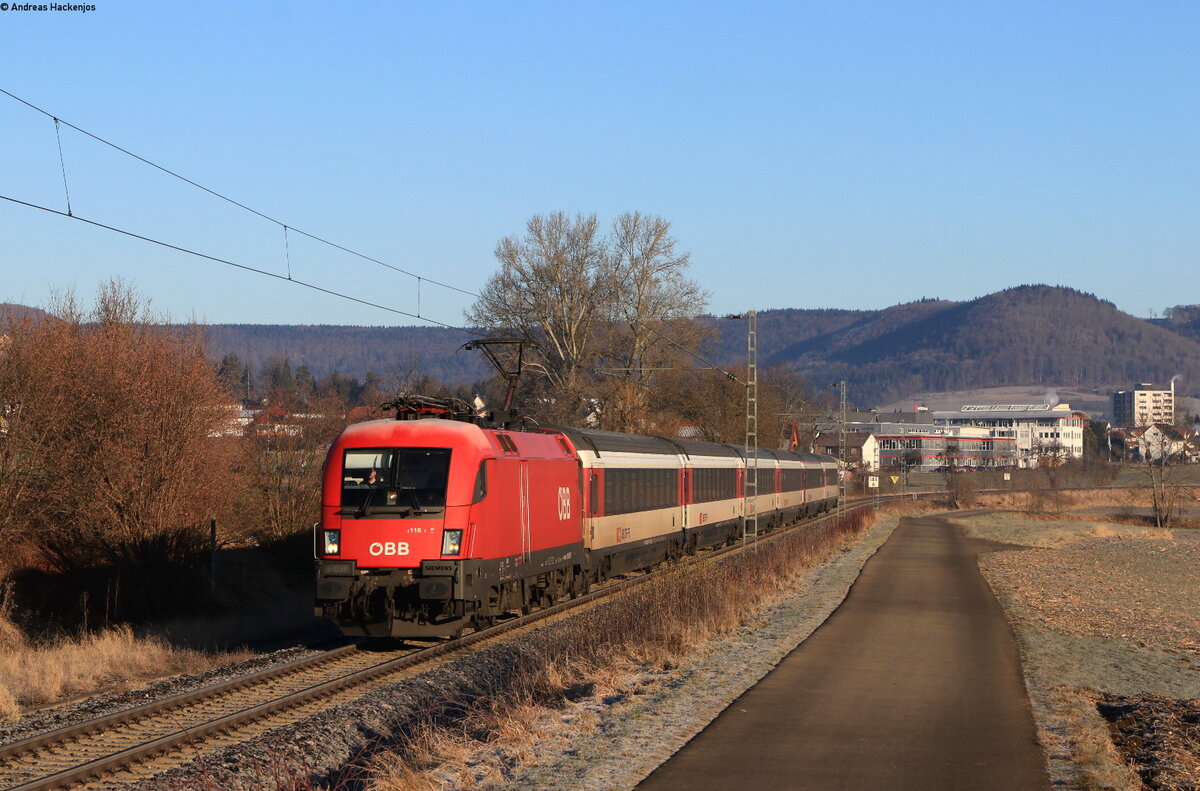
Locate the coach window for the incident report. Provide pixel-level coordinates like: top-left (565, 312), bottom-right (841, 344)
top-left (604, 470), bottom-right (622, 515)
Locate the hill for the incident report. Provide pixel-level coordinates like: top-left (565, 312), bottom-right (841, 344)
top-left (0, 304), bottom-right (52, 327)
top-left (200, 324), bottom-right (491, 387)
top-left (756, 285), bottom-right (1200, 406)
top-left (1151, 305), bottom-right (1200, 345)
top-left (8, 286), bottom-right (1199, 408)
top-left (199, 285), bottom-right (1200, 408)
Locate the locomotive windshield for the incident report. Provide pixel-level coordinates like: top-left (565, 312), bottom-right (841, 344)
top-left (340, 447), bottom-right (452, 517)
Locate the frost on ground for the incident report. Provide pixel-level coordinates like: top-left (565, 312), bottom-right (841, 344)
top-left (470, 515), bottom-right (903, 791)
top-left (956, 512), bottom-right (1200, 791)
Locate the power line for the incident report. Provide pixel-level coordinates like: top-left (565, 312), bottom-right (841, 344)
top-left (0, 87), bottom-right (480, 299)
top-left (1, 89), bottom-right (731, 374)
top-left (0, 193), bottom-right (475, 335)
top-left (632, 319), bottom-right (743, 383)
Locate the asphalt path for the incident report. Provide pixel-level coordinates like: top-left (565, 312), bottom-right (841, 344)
top-left (636, 515), bottom-right (1050, 791)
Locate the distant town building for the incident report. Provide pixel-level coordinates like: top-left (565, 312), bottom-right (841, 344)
top-left (1135, 424), bottom-right (1194, 462)
top-left (932, 404), bottom-right (1087, 468)
top-left (814, 432), bottom-right (880, 471)
top-left (838, 422), bottom-right (1016, 472)
top-left (1112, 382), bottom-right (1175, 428)
top-left (1107, 424), bottom-right (1197, 463)
top-left (206, 402), bottom-right (252, 438)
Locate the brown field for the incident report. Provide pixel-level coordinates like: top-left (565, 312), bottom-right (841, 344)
top-left (972, 486), bottom-right (1200, 528)
top-left (952, 511), bottom-right (1200, 791)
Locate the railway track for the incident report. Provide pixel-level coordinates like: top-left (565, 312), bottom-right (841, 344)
top-left (0, 498), bottom-right (915, 790)
top-left (0, 563), bottom-right (681, 789)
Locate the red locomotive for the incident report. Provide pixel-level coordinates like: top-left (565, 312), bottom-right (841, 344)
top-left (315, 400), bottom-right (838, 638)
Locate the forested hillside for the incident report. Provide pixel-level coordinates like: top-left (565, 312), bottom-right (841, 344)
top-left (10, 286), bottom-right (1199, 408)
top-left (761, 286), bottom-right (1200, 404)
top-left (192, 286), bottom-right (1200, 406)
top-left (201, 324), bottom-right (491, 388)
top-left (1151, 305), bottom-right (1200, 344)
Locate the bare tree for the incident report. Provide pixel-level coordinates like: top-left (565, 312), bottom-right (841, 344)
top-left (600, 212), bottom-right (709, 432)
top-left (1138, 426), bottom-right (1187, 528)
top-left (946, 472), bottom-right (977, 508)
top-left (939, 442), bottom-right (960, 472)
top-left (647, 366), bottom-right (744, 443)
top-left (1033, 438), bottom-right (1070, 468)
top-left (467, 212), bottom-right (613, 422)
top-left (469, 211), bottom-right (707, 429)
top-left (383, 355), bottom-right (442, 400)
top-left (646, 364), bottom-right (819, 448)
top-left (765, 367), bottom-right (825, 450)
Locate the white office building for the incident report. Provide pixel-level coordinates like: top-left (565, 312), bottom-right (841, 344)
top-left (1112, 382), bottom-right (1175, 428)
top-left (932, 404), bottom-right (1088, 468)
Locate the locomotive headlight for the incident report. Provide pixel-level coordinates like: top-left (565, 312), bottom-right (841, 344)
top-left (441, 529), bottom-right (463, 556)
top-left (323, 529), bottom-right (341, 556)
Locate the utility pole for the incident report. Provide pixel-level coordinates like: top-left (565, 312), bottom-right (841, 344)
top-left (836, 380), bottom-right (847, 522)
top-left (744, 310), bottom-right (758, 551)
top-left (722, 311), bottom-right (760, 551)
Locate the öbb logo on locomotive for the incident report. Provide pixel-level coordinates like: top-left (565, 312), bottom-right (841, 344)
top-left (368, 541), bottom-right (411, 556)
top-left (315, 409), bottom-right (839, 639)
top-left (557, 486), bottom-right (571, 521)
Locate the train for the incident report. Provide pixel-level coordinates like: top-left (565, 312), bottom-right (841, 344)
top-left (314, 401), bottom-right (840, 638)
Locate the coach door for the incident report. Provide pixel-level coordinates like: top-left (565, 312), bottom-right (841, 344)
top-left (519, 461), bottom-right (531, 564)
top-left (680, 467), bottom-right (689, 528)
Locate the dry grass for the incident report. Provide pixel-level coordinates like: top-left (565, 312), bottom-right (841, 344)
top-left (975, 485), bottom-right (1200, 526)
top-left (955, 511), bottom-right (1180, 549)
top-left (878, 499), bottom-right (952, 518)
top-left (1048, 686), bottom-right (1144, 791)
top-left (0, 622), bottom-right (251, 718)
top-left (358, 510), bottom-right (877, 790)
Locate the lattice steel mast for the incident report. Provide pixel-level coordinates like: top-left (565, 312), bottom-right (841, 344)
top-left (744, 310), bottom-right (758, 550)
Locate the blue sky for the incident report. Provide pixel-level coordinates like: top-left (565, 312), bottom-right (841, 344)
top-left (1, 1), bottom-right (1196, 327)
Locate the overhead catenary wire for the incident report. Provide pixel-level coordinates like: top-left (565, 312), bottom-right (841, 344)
top-left (0, 193), bottom-right (475, 335)
top-left (52, 117), bottom-right (72, 217)
top-left (8, 179), bottom-right (745, 385)
top-left (4, 88), bottom-right (730, 374)
top-left (0, 87), bottom-right (480, 299)
top-left (631, 318), bottom-right (744, 384)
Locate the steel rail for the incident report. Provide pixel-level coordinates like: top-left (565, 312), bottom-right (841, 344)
top-left (0, 644), bottom-right (362, 763)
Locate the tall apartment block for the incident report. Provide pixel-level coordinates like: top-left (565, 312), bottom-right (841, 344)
top-left (1112, 382), bottom-right (1175, 428)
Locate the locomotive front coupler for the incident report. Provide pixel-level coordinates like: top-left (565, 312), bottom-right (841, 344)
top-left (314, 561), bottom-right (416, 610)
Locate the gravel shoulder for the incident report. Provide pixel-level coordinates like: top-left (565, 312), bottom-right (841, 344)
top-left (952, 511), bottom-right (1200, 791)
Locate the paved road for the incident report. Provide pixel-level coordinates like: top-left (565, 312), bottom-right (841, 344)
top-left (636, 515), bottom-right (1050, 791)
